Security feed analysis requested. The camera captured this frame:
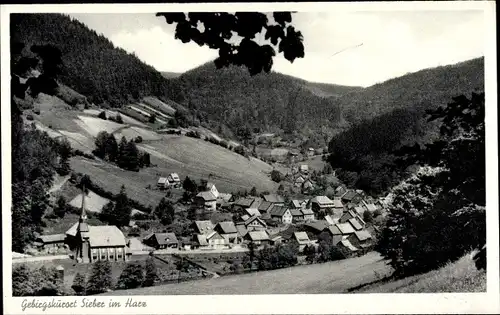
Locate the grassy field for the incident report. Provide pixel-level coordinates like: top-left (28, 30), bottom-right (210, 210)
top-left (354, 253), bottom-right (486, 293)
top-left (101, 252), bottom-right (393, 295)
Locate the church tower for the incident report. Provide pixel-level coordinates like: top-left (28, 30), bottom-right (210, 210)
top-left (75, 184), bottom-right (90, 263)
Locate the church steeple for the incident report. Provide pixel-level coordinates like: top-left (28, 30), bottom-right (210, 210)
top-left (77, 184), bottom-right (89, 234)
top-left (75, 183), bottom-right (90, 263)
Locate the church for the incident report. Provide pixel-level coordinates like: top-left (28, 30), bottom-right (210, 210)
top-left (65, 187), bottom-right (129, 263)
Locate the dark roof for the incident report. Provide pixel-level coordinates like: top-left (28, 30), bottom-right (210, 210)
top-left (348, 218), bottom-right (363, 231)
top-left (304, 221), bottom-right (328, 233)
top-left (277, 225), bottom-right (298, 240)
top-left (194, 220), bottom-right (214, 234)
top-left (38, 234), bottom-right (66, 243)
top-left (353, 230), bottom-right (373, 241)
top-left (235, 225), bottom-right (248, 237)
top-left (196, 191), bottom-right (217, 201)
top-left (234, 197), bottom-right (255, 207)
top-left (262, 194), bottom-right (285, 203)
top-left (301, 208), bottom-right (314, 215)
top-left (258, 201), bottom-right (275, 212)
top-left (331, 235), bottom-right (343, 245)
top-left (149, 233), bottom-right (178, 245)
top-left (341, 190), bottom-right (359, 201)
top-left (216, 221), bottom-right (237, 234)
top-left (290, 209), bottom-right (303, 217)
top-left (244, 215), bottom-right (267, 227)
top-left (326, 225), bottom-right (342, 235)
top-left (270, 206), bottom-right (288, 217)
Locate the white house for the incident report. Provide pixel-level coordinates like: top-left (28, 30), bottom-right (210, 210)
top-left (205, 182), bottom-right (219, 199)
top-left (157, 177), bottom-right (170, 190)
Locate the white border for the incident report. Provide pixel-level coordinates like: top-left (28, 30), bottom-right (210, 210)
top-left (1, 2), bottom-right (498, 314)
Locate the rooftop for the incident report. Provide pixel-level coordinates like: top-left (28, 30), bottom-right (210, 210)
top-left (87, 226), bottom-right (126, 247)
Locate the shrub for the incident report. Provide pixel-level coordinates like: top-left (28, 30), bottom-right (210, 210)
top-left (26, 114), bottom-right (34, 121)
top-left (116, 262), bottom-right (144, 290)
top-left (270, 170), bottom-right (283, 183)
top-left (134, 136), bottom-right (143, 143)
top-left (97, 111), bottom-right (107, 120)
top-left (363, 210), bottom-right (374, 223)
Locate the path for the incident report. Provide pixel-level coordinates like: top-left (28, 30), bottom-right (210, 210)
top-left (48, 175), bottom-right (70, 194)
top-left (12, 254), bottom-right (71, 264)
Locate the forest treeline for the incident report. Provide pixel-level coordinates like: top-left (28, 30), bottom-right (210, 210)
top-left (10, 13), bottom-right (184, 107)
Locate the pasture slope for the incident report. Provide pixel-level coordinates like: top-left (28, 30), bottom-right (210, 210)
top-left (101, 252), bottom-right (393, 295)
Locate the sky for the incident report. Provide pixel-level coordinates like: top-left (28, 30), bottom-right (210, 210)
top-left (70, 10), bottom-right (485, 87)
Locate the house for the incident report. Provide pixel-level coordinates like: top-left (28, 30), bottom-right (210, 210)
top-left (339, 210), bottom-right (366, 229)
top-left (336, 222), bottom-right (356, 235)
top-left (214, 221), bottom-right (238, 244)
top-left (245, 207), bottom-right (261, 217)
top-left (341, 190), bottom-right (362, 204)
top-left (334, 185), bottom-right (348, 198)
top-left (354, 205), bottom-right (366, 216)
top-left (258, 201), bottom-right (275, 214)
top-left (262, 194), bottom-right (285, 206)
top-left (217, 193), bottom-right (233, 208)
top-left (362, 200), bottom-right (378, 212)
top-left (193, 220), bottom-right (215, 235)
top-left (241, 214), bottom-right (250, 221)
top-left (338, 239), bottom-right (359, 254)
top-left (307, 148), bottom-right (315, 156)
top-left (35, 234), bottom-right (66, 249)
top-left (194, 191), bottom-right (217, 211)
top-left (168, 173), bottom-right (181, 187)
top-left (66, 191), bottom-right (128, 263)
top-left (235, 224), bottom-right (248, 239)
top-left (294, 176), bottom-right (305, 187)
top-left (269, 235), bottom-right (283, 245)
top-left (204, 182), bottom-right (219, 199)
top-left (195, 231), bottom-right (228, 249)
top-left (237, 215), bottom-right (267, 232)
top-left (331, 199), bottom-right (344, 219)
top-left (157, 177), bottom-right (170, 190)
top-left (269, 206), bottom-right (293, 224)
top-left (233, 197), bottom-right (262, 211)
top-left (290, 199), bottom-right (307, 210)
top-left (301, 180), bottom-right (314, 194)
top-left (292, 231), bottom-right (311, 251)
top-left (143, 233), bottom-right (178, 249)
top-left (348, 218), bottom-right (364, 231)
top-left (290, 208), bottom-right (304, 222)
top-left (274, 225), bottom-right (299, 244)
top-left (244, 230), bottom-right (270, 246)
top-left (299, 164), bottom-right (309, 174)
top-left (347, 230), bottom-right (373, 250)
top-left (303, 221), bottom-right (329, 238)
top-left (309, 196), bottom-right (336, 214)
top-left (324, 215), bottom-right (336, 226)
top-left (301, 208), bottom-right (315, 221)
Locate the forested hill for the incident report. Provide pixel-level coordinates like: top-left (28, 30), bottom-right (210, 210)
top-left (327, 57), bottom-right (484, 195)
top-left (172, 62), bottom-right (361, 135)
top-left (10, 13), bottom-right (184, 107)
top-left (336, 57), bottom-right (485, 124)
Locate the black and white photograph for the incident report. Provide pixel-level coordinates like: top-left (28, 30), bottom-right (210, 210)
top-left (2, 1), bottom-right (498, 314)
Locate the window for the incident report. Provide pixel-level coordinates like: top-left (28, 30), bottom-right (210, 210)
top-left (100, 249), bottom-right (106, 260)
top-left (109, 250), bottom-right (114, 261)
top-left (92, 249), bottom-right (98, 261)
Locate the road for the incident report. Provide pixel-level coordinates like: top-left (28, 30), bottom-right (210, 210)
top-left (102, 252), bottom-right (393, 295)
top-left (153, 246), bottom-right (249, 255)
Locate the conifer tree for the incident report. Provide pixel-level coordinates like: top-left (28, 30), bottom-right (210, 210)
top-left (143, 257), bottom-right (159, 287)
top-left (85, 260), bottom-right (113, 294)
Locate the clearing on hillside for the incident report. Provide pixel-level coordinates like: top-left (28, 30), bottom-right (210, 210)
top-left (68, 190), bottom-right (110, 213)
top-left (83, 109), bottom-right (147, 127)
top-left (114, 126), bottom-right (161, 141)
top-left (76, 115), bottom-right (125, 137)
top-left (142, 96), bottom-right (176, 115)
top-left (58, 130), bottom-right (95, 152)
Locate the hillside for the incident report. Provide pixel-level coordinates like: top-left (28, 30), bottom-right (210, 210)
top-left (327, 57), bottom-right (485, 195)
top-left (172, 62), bottom-right (358, 137)
top-left (161, 71), bottom-right (183, 79)
top-left (10, 13), bottom-right (183, 107)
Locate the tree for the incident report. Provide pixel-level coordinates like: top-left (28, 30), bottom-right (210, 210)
top-left (156, 12), bottom-right (305, 75)
top-left (12, 264), bottom-right (64, 296)
top-left (140, 152), bottom-right (151, 168)
top-left (249, 186), bottom-right (258, 196)
top-left (376, 93), bottom-right (486, 277)
top-left (100, 186), bottom-right (132, 227)
top-left (54, 196), bottom-right (68, 218)
top-left (116, 262), bottom-right (145, 290)
top-left (72, 272), bottom-right (86, 295)
top-left (363, 210), bottom-right (374, 224)
top-left (115, 113), bottom-right (123, 124)
top-left (183, 176), bottom-right (198, 193)
top-left (303, 244), bottom-right (317, 264)
top-left (143, 257), bottom-right (159, 287)
top-left (270, 169), bottom-right (282, 183)
top-left (105, 134), bottom-right (119, 162)
top-left (148, 113), bottom-right (157, 123)
top-left (120, 140), bottom-right (140, 171)
top-left (93, 131), bottom-right (110, 159)
top-left (317, 240), bottom-right (345, 263)
top-left (86, 260), bottom-right (113, 295)
top-left (155, 197), bottom-right (175, 225)
top-left (98, 111), bottom-right (107, 120)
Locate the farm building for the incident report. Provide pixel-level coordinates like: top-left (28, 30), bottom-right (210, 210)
top-left (214, 221), bottom-right (238, 244)
top-left (336, 222), bottom-right (356, 235)
top-left (348, 218), bottom-right (364, 231)
top-left (334, 185), bottom-right (348, 197)
top-left (237, 215), bottom-right (267, 232)
top-left (35, 234), bottom-right (66, 249)
top-left (362, 200), bottom-right (378, 212)
top-left (294, 176), bottom-right (305, 187)
top-left (354, 205), bottom-right (366, 216)
top-left (193, 220), bottom-right (215, 235)
top-left (194, 191), bottom-right (217, 211)
top-left (195, 231), bottom-right (228, 249)
top-left (244, 231), bottom-right (270, 246)
top-left (168, 173), bottom-right (181, 187)
top-left (292, 232), bottom-right (311, 251)
top-left (348, 230), bottom-right (373, 249)
top-left (204, 182), bottom-right (220, 199)
top-left (309, 196), bottom-right (336, 214)
top-left (338, 239), bottom-right (359, 254)
top-left (269, 206), bottom-right (293, 225)
top-left (300, 164), bottom-right (309, 174)
top-left (303, 221), bottom-right (329, 238)
top-left (66, 190), bottom-right (128, 263)
top-left (157, 177), bottom-right (170, 190)
top-left (257, 201), bottom-right (275, 214)
top-left (341, 190), bottom-right (363, 205)
top-left (339, 210), bottom-right (365, 228)
top-left (245, 207), bottom-right (261, 217)
top-left (143, 233), bottom-right (179, 249)
top-left (290, 199), bottom-right (308, 210)
top-left (301, 180), bottom-right (315, 194)
top-left (233, 197), bottom-right (261, 211)
top-left (324, 215), bottom-right (337, 226)
top-left (262, 194), bottom-right (285, 206)
top-left (301, 208), bottom-right (315, 221)
top-left (290, 208), bottom-right (304, 222)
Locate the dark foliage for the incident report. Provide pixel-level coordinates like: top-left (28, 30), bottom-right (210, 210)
top-left (155, 197), bottom-right (175, 225)
top-left (12, 264), bottom-right (65, 296)
top-left (71, 272), bottom-right (86, 295)
top-left (270, 170), bottom-right (283, 183)
top-left (376, 93), bottom-right (485, 277)
top-left (85, 260), bottom-right (113, 295)
top-left (116, 262), bottom-right (145, 290)
top-left (256, 243), bottom-right (298, 271)
top-left (143, 257), bottom-right (159, 287)
top-left (156, 12), bottom-right (304, 76)
top-left (99, 185), bottom-right (132, 227)
top-left (11, 14), bottom-right (183, 106)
